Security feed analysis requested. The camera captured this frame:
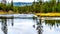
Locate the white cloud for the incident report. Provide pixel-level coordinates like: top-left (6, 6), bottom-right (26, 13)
top-left (13, 0), bottom-right (36, 2)
top-left (1, 0), bottom-right (48, 3)
top-left (7, 0), bottom-right (37, 3)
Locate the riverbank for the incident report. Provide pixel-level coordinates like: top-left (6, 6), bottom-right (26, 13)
top-left (0, 10), bottom-right (14, 14)
top-left (0, 10), bottom-right (60, 17)
top-left (35, 13), bottom-right (60, 17)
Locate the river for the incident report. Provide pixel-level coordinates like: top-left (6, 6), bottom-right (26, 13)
top-left (0, 14), bottom-right (60, 34)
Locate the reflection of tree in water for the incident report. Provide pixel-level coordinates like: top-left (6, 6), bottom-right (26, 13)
top-left (1, 17), bottom-right (14, 34)
top-left (45, 20), bottom-right (60, 29)
top-left (36, 19), bottom-right (43, 34)
top-left (11, 19), bottom-right (14, 26)
top-left (45, 20), bottom-right (55, 26)
top-left (33, 16), bottom-right (43, 34)
top-left (1, 19), bottom-right (7, 34)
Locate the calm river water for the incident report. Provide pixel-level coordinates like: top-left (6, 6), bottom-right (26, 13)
top-left (0, 14), bottom-right (60, 34)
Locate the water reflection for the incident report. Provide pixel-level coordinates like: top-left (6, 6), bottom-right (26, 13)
top-left (11, 19), bottom-right (14, 26)
top-left (1, 18), bottom-right (14, 34)
top-left (35, 17), bottom-right (43, 34)
top-left (45, 20), bottom-right (55, 26)
top-left (35, 17), bottom-right (60, 34)
top-left (1, 19), bottom-right (7, 34)
top-left (45, 20), bottom-right (60, 27)
top-left (1, 15), bottom-right (60, 34)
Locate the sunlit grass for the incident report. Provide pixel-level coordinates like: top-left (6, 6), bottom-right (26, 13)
top-left (36, 13), bottom-right (60, 17)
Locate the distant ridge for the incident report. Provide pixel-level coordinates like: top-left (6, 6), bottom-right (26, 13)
top-left (13, 2), bottom-right (32, 6)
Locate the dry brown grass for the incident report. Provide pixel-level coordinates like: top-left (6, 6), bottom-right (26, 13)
top-left (0, 10), bottom-right (15, 14)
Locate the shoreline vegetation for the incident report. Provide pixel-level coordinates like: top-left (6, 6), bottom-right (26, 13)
top-left (36, 13), bottom-right (60, 17)
top-left (0, 0), bottom-right (60, 17)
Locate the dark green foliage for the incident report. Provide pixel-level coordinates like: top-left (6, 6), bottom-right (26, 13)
top-left (45, 20), bottom-right (55, 26)
top-left (0, 0), bottom-right (60, 13)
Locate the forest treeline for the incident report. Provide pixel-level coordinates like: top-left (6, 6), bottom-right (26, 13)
top-left (0, 0), bottom-right (60, 13)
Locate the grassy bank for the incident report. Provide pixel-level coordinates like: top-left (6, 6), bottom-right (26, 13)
top-left (0, 10), bottom-right (14, 14)
top-left (35, 13), bottom-right (60, 17)
top-left (0, 10), bottom-right (60, 17)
